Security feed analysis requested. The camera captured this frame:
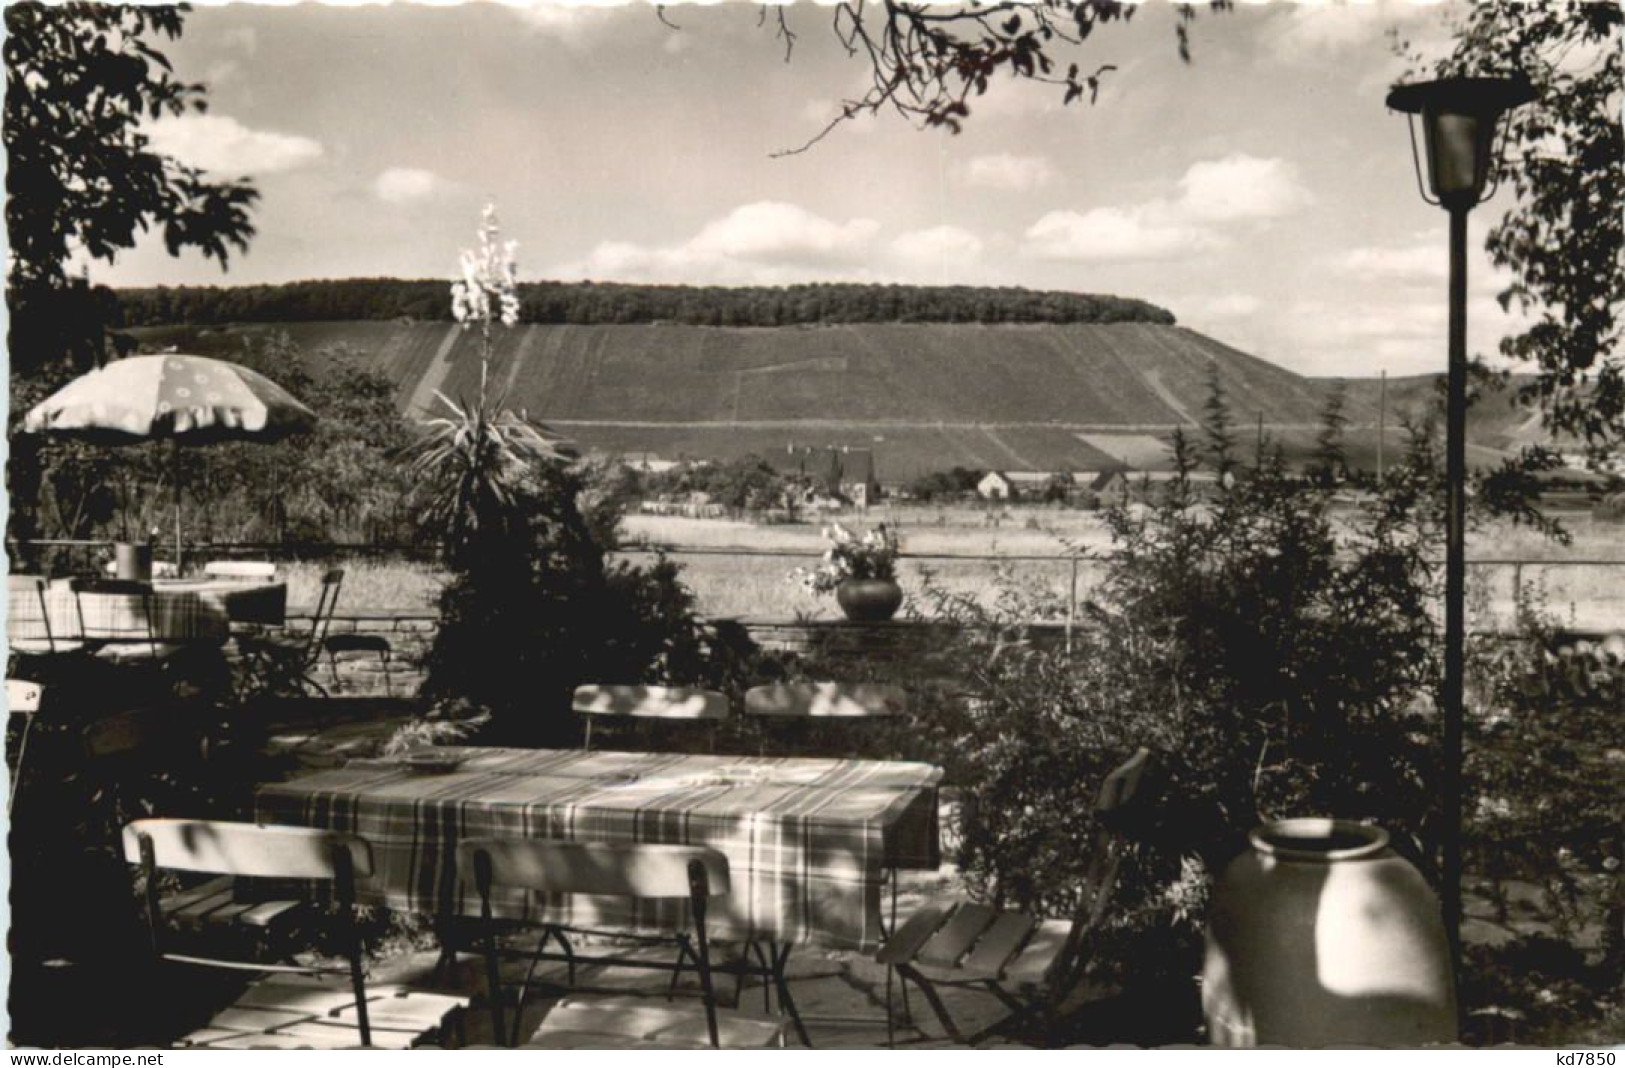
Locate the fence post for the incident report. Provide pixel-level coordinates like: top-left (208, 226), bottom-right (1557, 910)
top-left (1066, 554), bottom-right (1079, 655)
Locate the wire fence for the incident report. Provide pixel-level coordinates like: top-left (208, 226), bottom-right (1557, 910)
top-left (11, 538), bottom-right (1625, 635)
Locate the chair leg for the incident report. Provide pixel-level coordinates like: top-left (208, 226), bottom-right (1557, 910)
top-left (896, 964), bottom-right (965, 1045)
top-left (885, 965), bottom-right (896, 1048)
top-left (768, 941), bottom-right (812, 1048)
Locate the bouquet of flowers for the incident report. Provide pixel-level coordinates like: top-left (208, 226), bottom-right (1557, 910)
top-left (792, 523), bottom-right (900, 596)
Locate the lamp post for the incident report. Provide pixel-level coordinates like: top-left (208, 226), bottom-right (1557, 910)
top-left (1386, 75), bottom-right (1535, 966)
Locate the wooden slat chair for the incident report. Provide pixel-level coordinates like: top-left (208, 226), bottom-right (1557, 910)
top-left (125, 819), bottom-right (468, 1049)
top-left (6, 575), bottom-right (86, 657)
top-left (572, 684), bottom-right (730, 752)
top-left (236, 568), bottom-right (344, 697)
top-left (876, 747), bottom-right (1155, 1047)
top-left (460, 839), bottom-right (784, 1049)
top-left (7, 679), bottom-right (43, 816)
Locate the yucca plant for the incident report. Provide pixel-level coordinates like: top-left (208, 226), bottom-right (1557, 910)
top-left (409, 204), bottom-right (563, 564)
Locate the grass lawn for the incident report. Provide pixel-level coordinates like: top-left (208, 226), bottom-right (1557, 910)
top-left (284, 505), bottom-right (1625, 631)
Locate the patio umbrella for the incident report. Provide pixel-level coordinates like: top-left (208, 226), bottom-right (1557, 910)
top-left (21, 354), bottom-right (317, 567)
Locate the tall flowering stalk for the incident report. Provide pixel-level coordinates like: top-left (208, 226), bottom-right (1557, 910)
top-left (451, 203), bottom-right (521, 396)
top-left (412, 204), bottom-right (559, 564)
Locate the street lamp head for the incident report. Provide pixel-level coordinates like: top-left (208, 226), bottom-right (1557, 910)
top-left (1387, 75), bottom-right (1535, 210)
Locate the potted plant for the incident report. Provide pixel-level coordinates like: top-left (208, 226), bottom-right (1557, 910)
top-left (792, 523), bottom-right (903, 622)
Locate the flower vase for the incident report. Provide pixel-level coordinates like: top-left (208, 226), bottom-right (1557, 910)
top-left (836, 578), bottom-right (902, 622)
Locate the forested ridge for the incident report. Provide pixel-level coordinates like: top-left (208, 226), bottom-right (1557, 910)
top-left (115, 279), bottom-right (1176, 328)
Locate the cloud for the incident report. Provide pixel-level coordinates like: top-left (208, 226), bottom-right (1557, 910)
top-left (1176, 154), bottom-right (1314, 222)
top-left (1265, 288), bottom-right (1530, 377)
top-left (565, 201), bottom-right (880, 284)
top-left (508, 0), bottom-right (625, 46)
top-left (1270, 0), bottom-right (1446, 64)
top-left (1025, 207), bottom-right (1219, 263)
top-left (889, 226), bottom-right (985, 269)
top-left (221, 26), bottom-right (258, 54)
top-left (1020, 152), bottom-right (1311, 263)
top-left (144, 114), bottom-right (322, 176)
top-left (1336, 223), bottom-right (1510, 295)
top-left (1199, 294), bottom-right (1263, 319)
top-left (959, 153), bottom-right (1057, 192)
top-left (373, 167), bottom-right (451, 205)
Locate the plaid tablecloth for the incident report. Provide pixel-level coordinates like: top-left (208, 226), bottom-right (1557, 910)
top-left (153, 578), bottom-right (287, 626)
top-left (8, 579), bottom-right (231, 645)
top-left (254, 747), bottom-right (944, 950)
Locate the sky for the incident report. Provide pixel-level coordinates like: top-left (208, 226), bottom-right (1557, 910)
top-left (95, 0), bottom-right (1531, 379)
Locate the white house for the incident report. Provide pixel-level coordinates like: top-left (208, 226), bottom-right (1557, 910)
top-left (978, 471), bottom-right (1015, 500)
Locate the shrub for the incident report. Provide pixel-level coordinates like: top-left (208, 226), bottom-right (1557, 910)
top-left (923, 386), bottom-right (1447, 990)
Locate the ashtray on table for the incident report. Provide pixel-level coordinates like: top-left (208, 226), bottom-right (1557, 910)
top-left (400, 749), bottom-right (464, 774)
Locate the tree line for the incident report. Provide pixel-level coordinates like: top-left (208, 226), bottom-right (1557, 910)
top-left (114, 279), bottom-right (1176, 329)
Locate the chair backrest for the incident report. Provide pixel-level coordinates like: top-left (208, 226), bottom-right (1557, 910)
top-left (744, 682), bottom-right (907, 719)
top-left (572, 685), bottom-right (728, 751)
top-left (122, 818), bottom-right (374, 879)
top-left (123, 819), bottom-right (376, 1044)
top-left (1051, 747), bottom-right (1156, 995)
top-left (203, 560), bottom-right (279, 581)
top-left (308, 568), bottom-right (345, 650)
top-left (7, 679), bottom-right (44, 715)
top-left (458, 839), bottom-right (730, 1047)
top-left (456, 839), bottom-right (729, 900)
top-left (7, 575), bottom-right (58, 652)
top-left (572, 685), bottom-right (729, 721)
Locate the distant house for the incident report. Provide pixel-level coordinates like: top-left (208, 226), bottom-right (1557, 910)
top-left (1089, 470), bottom-right (1128, 496)
top-left (978, 471), bottom-right (1014, 500)
top-left (783, 444), bottom-right (881, 504)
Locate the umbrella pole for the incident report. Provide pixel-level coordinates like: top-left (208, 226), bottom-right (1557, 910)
top-left (173, 437), bottom-right (183, 573)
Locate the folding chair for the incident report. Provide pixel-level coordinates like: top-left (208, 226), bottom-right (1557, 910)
top-left (124, 819), bottom-right (468, 1049)
top-left (877, 748), bottom-right (1155, 1047)
top-left (236, 568), bottom-right (344, 696)
top-left (460, 839), bottom-right (783, 1049)
top-left (572, 684), bottom-right (729, 751)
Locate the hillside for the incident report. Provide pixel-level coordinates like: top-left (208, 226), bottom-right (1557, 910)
top-left (133, 318), bottom-right (1412, 480)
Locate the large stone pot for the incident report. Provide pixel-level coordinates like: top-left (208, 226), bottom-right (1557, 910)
top-left (1202, 818), bottom-right (1457, 1047)
top-left (835, 578), bottom-right (903, 622)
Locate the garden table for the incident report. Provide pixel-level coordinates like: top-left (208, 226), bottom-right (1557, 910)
top-left (253, 746), bottom-right (943, 952)
top-left (152, 576), bottom-right (287, 627)
top-left (8, 577), bottom-right (233, 646)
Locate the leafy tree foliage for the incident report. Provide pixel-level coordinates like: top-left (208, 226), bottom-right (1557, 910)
top-left (925, 384), bottom-right (1445, 926)
top-left (906, 466), bottom-right (985, 500)
top-left (115, 279), bottom-right (1176, 328)
top-left (765, 0), bottom-right (1231, 154)
top-left (9, 333), bottom-right (418, 566)
top-left (4, 3), bottom-right (257, 377)
top-left (643, 455), bottom-right (808, 514)
top-left (1412, 3), bottom-right (1623, 457)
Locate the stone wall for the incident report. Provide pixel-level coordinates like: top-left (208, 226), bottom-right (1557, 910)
top-left (276, 607), bottom-right (1625, 700)
top-left (276, 610), bottom-right (1074, 697)
top-left (281, 610), bottom-right (436, 697)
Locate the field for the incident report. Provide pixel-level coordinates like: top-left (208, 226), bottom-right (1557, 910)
top-left (285, 504), bottom-right (1625, 632)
